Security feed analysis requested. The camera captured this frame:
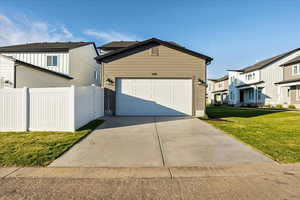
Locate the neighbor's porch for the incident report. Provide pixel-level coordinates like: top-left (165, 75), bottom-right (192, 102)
top-left (277, 80), bottom-right (300, 108)
top-left (212, 91), bottom-right (228, 105)
top-left (237, 86), bottom-right (264, 106)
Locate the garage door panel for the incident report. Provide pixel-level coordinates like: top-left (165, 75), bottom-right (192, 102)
top-left (152, 79), bottom-right (173, 107)
top-left (116, 78), bottom-right (192, 116)
top-left (172, 80), bottom-right (192, 115)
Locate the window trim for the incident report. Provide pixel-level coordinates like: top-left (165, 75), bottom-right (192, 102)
top-left (292, 64), bottom-right (300, 76)
top-left (246, 72), bottom-right (256, 81)
top-left (47, 55), bottom-right (58, 67)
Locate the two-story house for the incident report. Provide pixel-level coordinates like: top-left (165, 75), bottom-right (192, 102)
top-left (276, 55), bottom-right (300, 108)
top-left (228, 48), bottom-right (300, 107)
top-left (0, 42), bottom-right (100, 88)
top-left (207, 75), bottom-right (228, 104)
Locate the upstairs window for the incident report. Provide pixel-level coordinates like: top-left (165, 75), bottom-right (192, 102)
top-left (292, 65), bottom-right (300, 75)
top-left (151, 47), bottom-right (159, 56)
top-left (47, 56), bottom-right (58, 66)
top-left (246, 72), bottom-right (255, 81)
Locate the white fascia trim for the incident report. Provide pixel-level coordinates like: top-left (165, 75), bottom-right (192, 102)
top-left (278, 81), bottom-right (300, 87)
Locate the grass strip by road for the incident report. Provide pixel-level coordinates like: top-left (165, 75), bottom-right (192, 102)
top-left (0, 119), bottom-right (104, 167)
top-left (203, 106), bottom-right (300, 163)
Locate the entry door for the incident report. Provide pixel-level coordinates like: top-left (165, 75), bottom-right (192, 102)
top-left (116, 78), bottom-right (192, 116)
top-left (240, 90), bottom-right (244, 103)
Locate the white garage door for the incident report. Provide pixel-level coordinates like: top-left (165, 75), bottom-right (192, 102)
top-left (116, 78), bottom-right (192, 116)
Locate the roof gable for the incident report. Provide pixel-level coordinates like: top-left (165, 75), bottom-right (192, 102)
top-left (280, 55), bottom-right (300, 66)
top-left (230, 48), bottom-right (300, 73)
top-left (95, 38), bottom-right (213, 63)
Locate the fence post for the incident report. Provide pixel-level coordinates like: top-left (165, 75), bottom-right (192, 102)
top-left (23, 87), bottom-right (29, 131)
top-left (91, 84), bottom-right (96, 119)
top-left (69, 85), bottom-right (75, 132)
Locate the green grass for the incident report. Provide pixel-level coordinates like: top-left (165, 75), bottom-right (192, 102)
top-left (204, 106), bottom-right (300, 163)
top-left (0, 119), bottom-right (104, 167)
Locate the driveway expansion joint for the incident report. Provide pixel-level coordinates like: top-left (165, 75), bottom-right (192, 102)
top-left (1, 168), bottom-right (21, 179)
top-left (154, 117), bottom-right (167, 167)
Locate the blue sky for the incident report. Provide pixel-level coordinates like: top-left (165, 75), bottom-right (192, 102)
top-left (1, 0), bottom-right (300, 78)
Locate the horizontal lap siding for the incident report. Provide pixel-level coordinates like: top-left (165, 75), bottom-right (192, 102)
top-left (284, 64), bottom-right (300, 80)
top-left (104, 45), bottom-right (204, 78)
top-left (103, 45), bottom-right (206, 115)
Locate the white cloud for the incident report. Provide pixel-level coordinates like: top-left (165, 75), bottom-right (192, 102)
top-left (0, 14), bottom-right (82, 46)
top-left (83, 30), bottom-right (140, 42)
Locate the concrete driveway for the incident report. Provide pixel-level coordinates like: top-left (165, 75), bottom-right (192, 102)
top-left (50, 117), bottom-right (273, 167)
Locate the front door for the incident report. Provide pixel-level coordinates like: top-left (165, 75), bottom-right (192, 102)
top-left (240, 90), bottom-right (244, 103)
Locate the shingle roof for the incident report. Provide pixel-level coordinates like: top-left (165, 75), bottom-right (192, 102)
top-left (98, 41), bottom-right (182, 51)
top-left (230, 48), bottom-right (300, 73)
top-left (212, 89), bottom-right (228, 93)
top-left (280, 55), bottom-right (300, 66)
top-left (208, 75), bottom-right (228, 82)
top-left (0, 42), bottom-right (96, 53)
top-left (236, 81), bottom-right (265, 88)
top-left (99, 41), bottom-right (139, 50)
top-left (95, 38), bottom-right (213, 63)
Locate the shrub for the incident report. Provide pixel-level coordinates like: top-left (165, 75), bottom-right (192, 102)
top-left (276, 104), bottom-right (283, 109)
top-left (288, 105), bottom-right (296, 109)
top-left (264, 104), bottom-right (272, 109)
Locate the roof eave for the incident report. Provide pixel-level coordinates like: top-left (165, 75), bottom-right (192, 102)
top-left (0, 49), bottom-right (69, 53)
top-left (14, 60), bottom-right (73, 79)
top-left (95, 38), bottom-right (213, 63)
top-left (280, 60), bottom-right (300, 67)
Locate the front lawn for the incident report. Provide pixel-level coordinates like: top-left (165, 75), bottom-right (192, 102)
top-left (204, 106), bottom-right (300, 163)
top-left (0, 119), bottom-right (104, 167)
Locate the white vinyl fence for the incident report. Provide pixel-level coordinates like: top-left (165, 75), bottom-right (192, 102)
top-left (0, 85), bottom-right (104, 132)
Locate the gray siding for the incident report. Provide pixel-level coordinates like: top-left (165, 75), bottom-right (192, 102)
top-left (16, 65), bottom-right (70, 88)
top-left (283, 64), bottom-right (300, 81)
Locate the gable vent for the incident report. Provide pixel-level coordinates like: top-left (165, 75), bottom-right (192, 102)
top-left (151, 47), bottom-right (159, 56)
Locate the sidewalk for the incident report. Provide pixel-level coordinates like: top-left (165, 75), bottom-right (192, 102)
top-left (1, 163), bottom-right (300, 179)
top-left (1, 163), bottom-right (300, 199)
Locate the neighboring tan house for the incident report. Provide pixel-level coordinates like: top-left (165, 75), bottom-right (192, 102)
top-left (228, 48), bottom-right (300, 107)
top-left (96, 38), bottom-right (213, 116)
top-left (275, 55), bottom-right (300, 108)
top-left (0, 42), bottom-right (100, 88)
top-left (207, 75), bottom-right (228, 105)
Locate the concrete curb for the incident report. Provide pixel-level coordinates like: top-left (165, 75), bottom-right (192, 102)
top-left (2, 163), bottom-right (300, 179)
